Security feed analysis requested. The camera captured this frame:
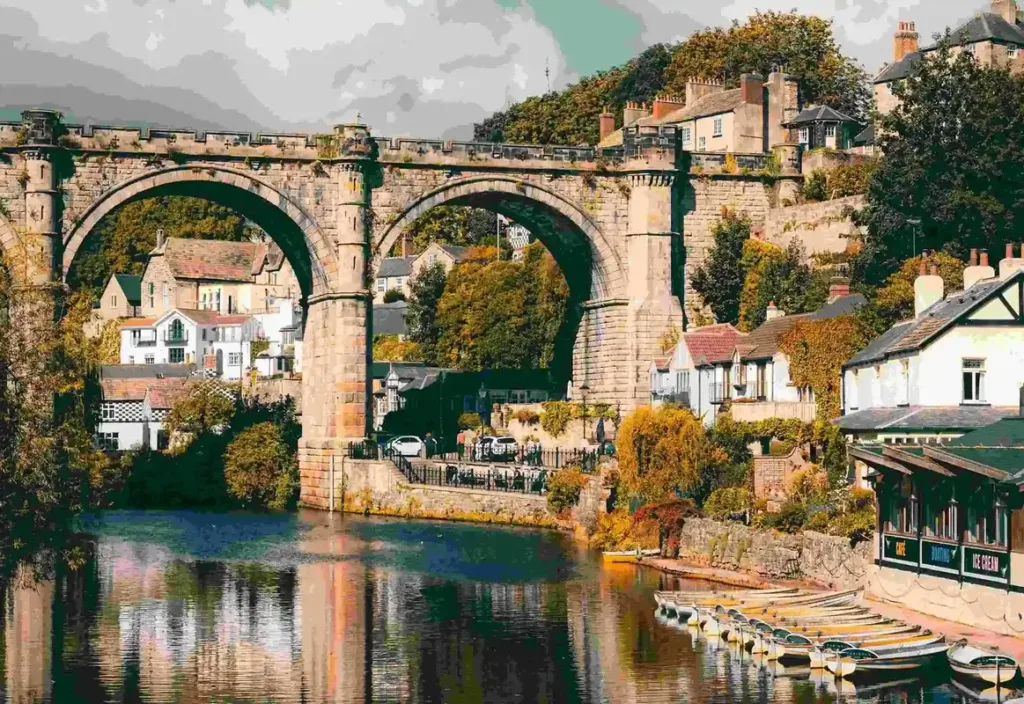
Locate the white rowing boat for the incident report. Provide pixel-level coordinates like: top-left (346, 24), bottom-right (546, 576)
top-left (805, 632), bottom-right (943, 668)
top-left (825, 641), bottom-right (949, 678)
top-left (947, 639), bottom-right (1021, 686)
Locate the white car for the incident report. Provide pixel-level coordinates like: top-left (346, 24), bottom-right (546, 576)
top-left (475, 436), bottom-right (497, 456)
top-left (387, 435), bottom-right (423, 457)
top-left (490, 436), bottom-right (519, 458)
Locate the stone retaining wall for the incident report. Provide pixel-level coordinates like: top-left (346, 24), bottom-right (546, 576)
top-left (760, 195), bottom-right (864, 258)
top-left (675, 517), bottom-right (872, 590)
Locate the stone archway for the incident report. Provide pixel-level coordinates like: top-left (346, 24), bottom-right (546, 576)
top-left (374, 175), bottom-right (625, 301)
top-left (62, 166), bottom-right (338, 299)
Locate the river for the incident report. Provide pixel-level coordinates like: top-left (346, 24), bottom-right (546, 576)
top-left (0, 510), bottom-right (992, 703)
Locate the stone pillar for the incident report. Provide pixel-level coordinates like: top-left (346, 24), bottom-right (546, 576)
top-left (299, 125), bottom-right (374, 508)
top-left (18, 110), bottom-right (62, 286)
top-left (773, 143), bottom-right (803, 204)
top-left (623, 170), bottom-right (684, 404)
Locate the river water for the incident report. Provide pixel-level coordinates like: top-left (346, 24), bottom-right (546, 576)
top-left (0, 510), bottom-right (995, 703)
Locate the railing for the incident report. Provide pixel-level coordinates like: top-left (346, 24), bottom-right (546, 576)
top-left (164, 331), bottom-right (189, 344)
top-left (709, 383), bottom-right (727, 405)
top-left (652, 390), bottom-right (691, 407)
top-left (400, 461), bottom-right (550, 496)
top-left (439, 446), bottom-right (604, 473)
top-left (132, 338), bottom-right (157, 347)
top-left (689, 152), bottom-right (770, 174)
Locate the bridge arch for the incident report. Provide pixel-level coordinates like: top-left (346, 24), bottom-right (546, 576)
top-left (374, 175), bottom-right (625, 302)
top-left (0, 213), bottom-right (19, 260)
top-left (62, 166), bottom-right (337, 299)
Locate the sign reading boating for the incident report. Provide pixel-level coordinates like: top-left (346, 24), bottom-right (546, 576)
top-left (883, 535), bottom-right (919, 565)
top-left (963, 546), bottom-right (1009, 581)
top-left (921, 540), bottom-right (959, 571)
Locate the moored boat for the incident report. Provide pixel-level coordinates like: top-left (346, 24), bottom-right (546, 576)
top-left (601, 548), bottom-right (659, 563)
top-left (803, 632), bottom-right (941, 668)
top-left (825, 641), bottom-right (949, 678)
top-left (947, 639), bottom-right (1021, 686)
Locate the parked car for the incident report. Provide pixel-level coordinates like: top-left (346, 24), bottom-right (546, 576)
top-left (490, 436), bottom-right (518, 459)
top-left (475, 436), bottom-right (497, 457)
top-left (386, 435), bottom-right (423, 457)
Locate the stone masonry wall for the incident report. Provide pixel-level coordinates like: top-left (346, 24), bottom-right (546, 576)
top-left (761, 195), bottom-right (864, 259)
top-left (675, 517), bottom-right (872, 590)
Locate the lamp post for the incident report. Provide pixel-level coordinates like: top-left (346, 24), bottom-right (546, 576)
top-left (907, 218), bottom-right (921, 257)
top-left (579, 382), bottom-right (590, 445)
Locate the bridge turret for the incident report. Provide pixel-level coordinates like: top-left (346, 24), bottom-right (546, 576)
top-left (18, 109), bottom-right (64, 286)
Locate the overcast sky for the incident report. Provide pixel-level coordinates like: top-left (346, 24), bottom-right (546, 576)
top-left (0, 0), bottom-right (995, 139)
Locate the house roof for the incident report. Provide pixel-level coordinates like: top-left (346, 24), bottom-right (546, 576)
top-left (170, 308), bottom-right (252, 326)
top-left (874, 51), bottom-right (922, 84)
top-left (373, 301), bottom-right (409, 337)
top-left (158, 237), bottom-right (258, 283)
top-left (113, 274), bottom-right (142, 305)
top-left (739, 314), bottom-right (809, 361)
top-left (682, 324), bottom-right (744, 366)
top-left (844, 272), bottom-right (1023, 368)
top-left (835, 405), bottom-right (1019, 432)
top-left (148, 380), bottom-right (190, 410)
top-left (120, 317), bottom-right (158, 329)
top-left (597, 90), bottom-right (746, 148)
top-left (922, 13), bottom-right (1024, 50)
top-left (808, 293), bottom-right (867, 319)
top-left (251, 241), bottom-right (287, 276)
top-left (100, 364), bottom-right (192, 379)
top-left (377, 256), bottom-right (415, 278)
top-left (854, 124), bottom-right (875, 146)
top-left (100, 377), bottom-right (188, 405)
top-left (653, 357), bottom-right (671, 371)
top-left (785, 105), bottom-right (859, 126)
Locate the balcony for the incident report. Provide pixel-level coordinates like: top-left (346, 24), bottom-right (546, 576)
top-left (132, 338), bottom-right (157, 348)
top-left (163, 331), bottom-right (189, 345)
top-left (652, 390), bottom-right (691, 407)
top-left (709, 383), bottom-right (727, 405)
top-left (730, 401), bottom-right (817, 423)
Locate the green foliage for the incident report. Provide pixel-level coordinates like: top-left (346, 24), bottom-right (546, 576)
top-left (546, 468), bottom-right (589, 515)
top-left (860, 253), bottom-right (966, 335)
top-left (802, 161), bottom-right (878, 202)
top-left (764, 500), bottom-right (808, 533)
top-left (382, 288), bottom-right (406, 303)
top-left (406, 261), bottom-right (448, 363)
top-left (223, 422), bottom-right (298, 510)
top-left (67, 196), bottom-right (260, 298)
top-left (802, 170), bottom-right (829, 202)
top-left (164, 383), bottom-right (237, 444)
top-left (779, 315), bottom-right (870, 420)
top-left (400, 205), bottom-right (509, 256)
top-left (691, 209), bottom-right (749, 325)
top-left (703, 487), bottom-right (751, 520)
top-left (857, 36), bottom-right (1024, 283)
top-left (432, 243), bottom-right (569, 371)
top-left (540, 401), bottom-right (575, 437)
top-left (664, 12), bottom-right (870, 123)
top-left (372, 334), bottom-right (422, 362)
top-left (457, 412), bottom-right (482, 430)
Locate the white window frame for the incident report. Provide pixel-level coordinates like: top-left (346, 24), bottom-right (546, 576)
top-left (698, 136), bottom-right (706, 150)
top-left (228, 352), bottom-right (242, 366)
top-left (145, 355), bottom-right (155, 365)
top-left (169, 348), bottom-right (185, 364)
top-left (681, 126), bottom-right (691, 144)
top-left (1009, 44), bottom-right (1019, 59)
top-left (377, 278), bottom-right (386, 292)
top-left (799, 127), bottom-right (810, 145)
top-left (712, 117), bottom-right (723, 137)
top-left (825, 124), bottom-right (836, 138)
top-left (962, 358), bottom-right (986, 404)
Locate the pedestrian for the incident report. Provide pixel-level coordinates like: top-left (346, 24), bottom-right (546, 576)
top-left (456, 429), bottom-right (466, 459)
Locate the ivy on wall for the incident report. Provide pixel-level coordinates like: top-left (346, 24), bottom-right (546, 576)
top-left (779, 314), bottom-right (869, 420)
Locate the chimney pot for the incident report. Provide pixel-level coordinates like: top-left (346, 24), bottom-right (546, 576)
top-left (919, 258), bottom-right (927, 276)
top-left (1009, 243), bottom-right (1018, 260)
top-left (156, 227), bottom-right (166, 250)
top-left (599, 108), bottom-right (616, 141)
top-left (981, 249), bottom-right (990, 267)
top-left (930, 263), bottom-right (938, 276)
top-left (970, 248), bottom-right (979, 266)
top-left (894, 18), bottom-right (921, 62)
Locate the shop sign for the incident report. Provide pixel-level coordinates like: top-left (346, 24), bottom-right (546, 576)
top-left (882, 534), bottom-right (919, 565)
top-left (920, 540), bottom-right (959, 573)
top-left (963, 546), bottom-right (1009, 582)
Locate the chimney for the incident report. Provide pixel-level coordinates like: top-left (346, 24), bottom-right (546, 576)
top-left (401, 235), bottom-right (410, 258)
top-left (981, 249), bottom-right (990, 267)
top-left (914, 264), bottom-right (944, 318)
top-left (765, 301), bottom-right (784, 321)
top-left (828, 277), bottom-right (851, 303)
top-left (893, 21), bottom-right (920, 62)
top-left (683, 78), bottom-right (725, 108)
top-left (992, 0), bottom-right (1018, 24)
top-left (740, 73), bottom-right (764, 105)
top-left (623, 101), bottom-right (649, 126)
top-left (156, 227), bottom-right (166, 250)
top-left (965, 247), bottom-right (997, 289)
top-left (969, 248), bottom-right (978, 266)
top-left (1000, 242), bottom-right (1024, 280)
top-left (767, 71), bottom-right (801, 148)
top-left (599, 106), bottom-right (615, 141)
top-left (652, 94), bottom-right (686, 121)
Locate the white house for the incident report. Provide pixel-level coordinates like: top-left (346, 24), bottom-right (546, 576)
top-left (839, 248), bottom-right (1024, 445)
top-left (650, 323), bottom-right (742, 425)
top-left (96, 376), bottom-right (188, 452)
top-left (120, 308), bottom-right (259, 381)
top-left (253, 299), bottom-right (301, 377)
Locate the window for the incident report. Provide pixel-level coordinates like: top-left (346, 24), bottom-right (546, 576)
top-left (101, 403), bottom-right (116, 421)
top-left (157, 430), bottom-right (169, 451)
top-left (96, 432), bottom-right (119, 451)
top-left (964, 42), bottom-right (976, 56)
top-left (128, 356), bottom-right (134, 365)
top-left (924, 483), bottom-right (957, 540)
top-left (677, 371), bottom-right (690, 392)
top-left (216, 291), bottom-right (221, 312)
top-left (756, 364), bottom-right (767, 400)
top-left (967, 487), bottom-right (1007, 547)
top-left (698, 136), bottom-right (706, 150)
top-left (162, 283), bottom-right (169, 309)
top-left (202, 329), bottom-right (207, 341)
top-left (963, 358), bottom-right (986, 403)
top-left (428, 254), bottom-right (438, 266)
top-left (825, 124), bottom-right (836, 138)
top-left (1009, 44), bottom-right (1019, 59)
top-left (799, 127), bottom-right (810, 145)
top-left (377, 278), bottom-right (386, 292)
top-left (227, 296), bottom-right (234, 314)
top-left (510, 390), bottom-right (527, 404)
top-left (169, 348), bottom-right (184, 364)
top-left (886, 476), bottom-right (918, 535)
top-left (201, 293), bottom-right (208, 309)
top-left (228, 352), bottom-right (242, 366)
top-left (145, 355), bottom-right (155, 365)
top-left (110, 295), bottom-right (117, 307)
top-left (148, 282), bottom-right (155, 309)
top-left (712, 117), bottom-right (723, 137)
top-left (681, 127), bottom-right (691, 144)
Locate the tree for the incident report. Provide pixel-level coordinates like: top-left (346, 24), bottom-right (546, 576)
top-left (164, 382), bottom-right (236, 446)
top-left (690, 209), bottom-right (750, 325)
top-left (91, 318), bottom-right (123, 364)
top-left (739, 240), bottom-right (827, 330)
top-left (0, 250), bottom-right (104, 585)
top-left (407, 261), bottom-right (448, 363)
top-left (616, 406), bottom-right (728, 503)
top-left (223, 422), bottom-right (297, 510)
top-left (382, 288), bottom-right (406, 303)
top-left (663, 12), bottom-right (871, 122)
top-left (67, 196), bottom-right (260, 298)
top-left (857, 37), bottom-right (1024, 284)
top-left (779, 315), bottom-right (870, 420)
top-left (861, 252), bottom-right (966, 334)
top-left (372, 335), bottom-right (422, 362)
top-left (399, 205), bottom-right (507, 256)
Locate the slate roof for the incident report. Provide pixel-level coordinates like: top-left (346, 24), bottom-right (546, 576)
top-left (922, 13), bottom-right (1024, 50)
top-left (597, 90), bottom-right (746, 148)
top-left (835, 405), bottom-right (1019, 432)
top-left (844, 272), bottom-right (1022, 368)
top-left (808, 293), bottom-right (867, 320)
top-left (100, 364), bottom-right (192, 379)
top-left (160, 238), bottom-right (257, 282)
top-left (439, 245), bottom-right (468, 261)
top-left (373, 301), bottom-right (409, 337)
top-left (113, 274), bottom-right (142, 305)
top-left (739, 314), bottom-right (808, 361)
top-left (681, 324), bottom-right (743, 366)
top-left (874, 51), bottom-right (922, 84)
top-left (854, 124), bottom-right (875, 146)
top-left (947, 417), bottom-right (1024, 448)
top-left (251, 241), bottom-right (287, 276)
top-left (785, 106), bottom-right (859, 126)
top-left (377, 256), bottom-right (415, 278)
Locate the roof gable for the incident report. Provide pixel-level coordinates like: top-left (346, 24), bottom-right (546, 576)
top-left (161, 238), bottom-right (257, 283)
top-left (786, 105), bottom-right (859, 126)
top-left (113, 274), bottom-right (142, 305)
top-left (377, 256), bottom-right (415, 278)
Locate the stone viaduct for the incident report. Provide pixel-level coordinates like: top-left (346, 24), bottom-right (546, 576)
top-left (0, 109), bottom-right (802, 500)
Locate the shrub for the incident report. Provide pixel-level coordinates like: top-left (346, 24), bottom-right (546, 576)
top-left (546, 468), bottom-right (589, 515)
top-left (382, 288), bottom-right (406, 303)
top-left (590, 507), bottom-right (659, 551)
top-left (223, 422), bottom-right (297, 510)
top-left (703, 487), bottom-right (750, 521)
top-left (457, 412), bottom-right (482, 430)
top-left (633, 498), bottom-right (700, 557)
top-left (786, 466), bottom-right (829, 503)
top-left (802, 169), bottom-right (828, 202)
top-left (766, 500), bottom-right (808, 533)
top-left (514, 409), bottom-right (541, 426)
top-left (805, 510), bottom-right (831, 533)
top-left (540, 401), bottom-right (574, 437)
top-left (828, 508), bottom-right (876, 543)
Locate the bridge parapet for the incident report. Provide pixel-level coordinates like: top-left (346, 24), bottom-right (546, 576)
top-left (688, 151), bottom-right (775, 175)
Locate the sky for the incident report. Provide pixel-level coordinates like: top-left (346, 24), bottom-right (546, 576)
top-left (0, 0), bottom-right (997, 140)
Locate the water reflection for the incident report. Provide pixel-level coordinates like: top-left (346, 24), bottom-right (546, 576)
top-left (0, 510), bottom-right (979, 703)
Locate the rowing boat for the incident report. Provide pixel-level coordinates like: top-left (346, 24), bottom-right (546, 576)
top-left (825, 641), bottom-right (949, 678)
top-left (721, 608), bottom-right (874, 641)
top-left (767, 627), bottom-right (928, 662)
top-left (750, 624), bottom-right (919, 655)
top-left (694, 589), bottom-right (861, 631)
top-left (601, 549), bottom-right (659, 563)
top-left (804, 633), bottom-right (943, 668)
top-left (655, 588), bottom-right (798, 615)
top-left (947, 639), bottom-right (1021, 686)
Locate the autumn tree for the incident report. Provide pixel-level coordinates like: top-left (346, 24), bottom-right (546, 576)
top-left (398, 205), bottom-right (507, 256)
top-left (859, 252), bottom-right (966, 335)
top-left (68, 196), bottom-right (260, 298)
top-left (164, 382), bottom-right (237, 447)
top-left (372, 335), bottom-right (422, 362)
top-left (223, 422), bottom-right (297, 510)
top-left (738, 240), bottom-right (827, 331)
top-left (857, 37), bottom-right (1024, 284)
top-left (616, 406), bottom-right (728, 503)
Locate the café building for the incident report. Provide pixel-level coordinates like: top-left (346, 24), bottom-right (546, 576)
top-left (854, 413), bottom-right (1024, 636)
